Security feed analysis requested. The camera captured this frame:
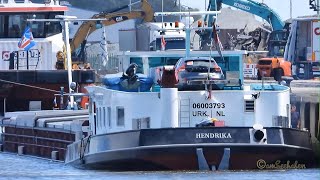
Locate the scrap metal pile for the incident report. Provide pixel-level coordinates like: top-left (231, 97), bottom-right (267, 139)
top-left (224, 26), bottom-right (270, 51)
top-left (197, 25), bottom-right (271, 52)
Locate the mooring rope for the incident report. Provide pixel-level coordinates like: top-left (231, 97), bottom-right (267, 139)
top-left (0, 78), bottom-right (63, 93)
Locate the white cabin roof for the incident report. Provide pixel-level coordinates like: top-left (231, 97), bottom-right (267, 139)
top-left (0, 0), bottom-right (68, 12)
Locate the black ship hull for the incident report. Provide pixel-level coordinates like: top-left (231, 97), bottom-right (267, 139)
top-left (66, 127), bottom-right (316, 171)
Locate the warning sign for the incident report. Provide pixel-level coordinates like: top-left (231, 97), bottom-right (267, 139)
top-left (243, 63), bottom-right (257, 78)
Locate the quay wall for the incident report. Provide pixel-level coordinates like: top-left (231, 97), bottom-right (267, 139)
top-left (290, 82), bottom-right (319, 166)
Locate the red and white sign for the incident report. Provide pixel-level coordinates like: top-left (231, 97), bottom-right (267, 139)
top-left (312, 21), bottom-right (320, 62)
top-left (2, 51), bottom-right (10, 61)
top-left (243, 63), bottom-right (257, 78)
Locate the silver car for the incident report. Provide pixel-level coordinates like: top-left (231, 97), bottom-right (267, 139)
top-left (175, 57), bottom-right (225, 90)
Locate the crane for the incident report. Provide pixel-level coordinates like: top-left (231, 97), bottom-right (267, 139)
top-left (197, 0), bottom-right (287, 51)
top-left (70, 0), bottom-right (154, 62)
top-left (205, 0), bottom-right (284, 31)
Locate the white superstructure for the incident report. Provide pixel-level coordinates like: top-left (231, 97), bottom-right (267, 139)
top-left (86, 50), bottom-right (291, 135)
top-left (87, 84), bottom-right (290, 135)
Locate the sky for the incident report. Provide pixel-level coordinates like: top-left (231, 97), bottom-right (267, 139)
top-left (180, 0), bottom-right (316, 21)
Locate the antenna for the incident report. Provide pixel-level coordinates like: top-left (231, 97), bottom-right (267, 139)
top-left (179, 0), bottom-right (181, 21)
top-left (214, 0), bottom-right (218, 24)
top-left (161, 0), bottom-right (164, 28)
top-left (289, 0), bottom-right (292, 19)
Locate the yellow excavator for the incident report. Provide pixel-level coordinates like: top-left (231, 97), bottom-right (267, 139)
top-left (57, 0), bottom-right (154, 69)
top-left (71, 0), bottom-right (154, 52)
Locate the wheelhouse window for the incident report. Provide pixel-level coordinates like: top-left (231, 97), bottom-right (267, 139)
top-left (107, 107), bottom-right (111, 128)
top-left (96, 107), bottom-right (99, 127)
top-left (0, 12), bottom-right (63, 38)
top-left (103, 107), bottom-right (106, 127)
top-left (116, 107), bottom-right (125, 126)
top-left (155, 37), bottom-right (185, 50)
top-left (99, 107), bottom-right (102, 127)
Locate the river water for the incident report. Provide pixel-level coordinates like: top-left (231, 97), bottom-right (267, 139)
top-left (0, 153), bottom-right (319, 180)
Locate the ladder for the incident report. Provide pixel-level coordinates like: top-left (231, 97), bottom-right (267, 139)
top-left (179, 98), bottom-right (191, 127)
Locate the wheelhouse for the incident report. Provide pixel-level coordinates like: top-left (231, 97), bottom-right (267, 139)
top-left (0, 12), bottom-right (64, 38)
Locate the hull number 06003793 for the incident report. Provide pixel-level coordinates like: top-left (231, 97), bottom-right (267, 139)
top-left (192, 103), bottom-right (225, 109)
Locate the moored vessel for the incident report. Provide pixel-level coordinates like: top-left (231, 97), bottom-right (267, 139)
top-left (65, 49), bottom-right (316, 171)
top-left (0, 0), bottom-right (95, 113)
top-left (0, 1), bottom-right (317, 171)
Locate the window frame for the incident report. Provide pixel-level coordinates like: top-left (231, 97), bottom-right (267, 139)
top-left (116, 106), bottom-right (125, 127)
